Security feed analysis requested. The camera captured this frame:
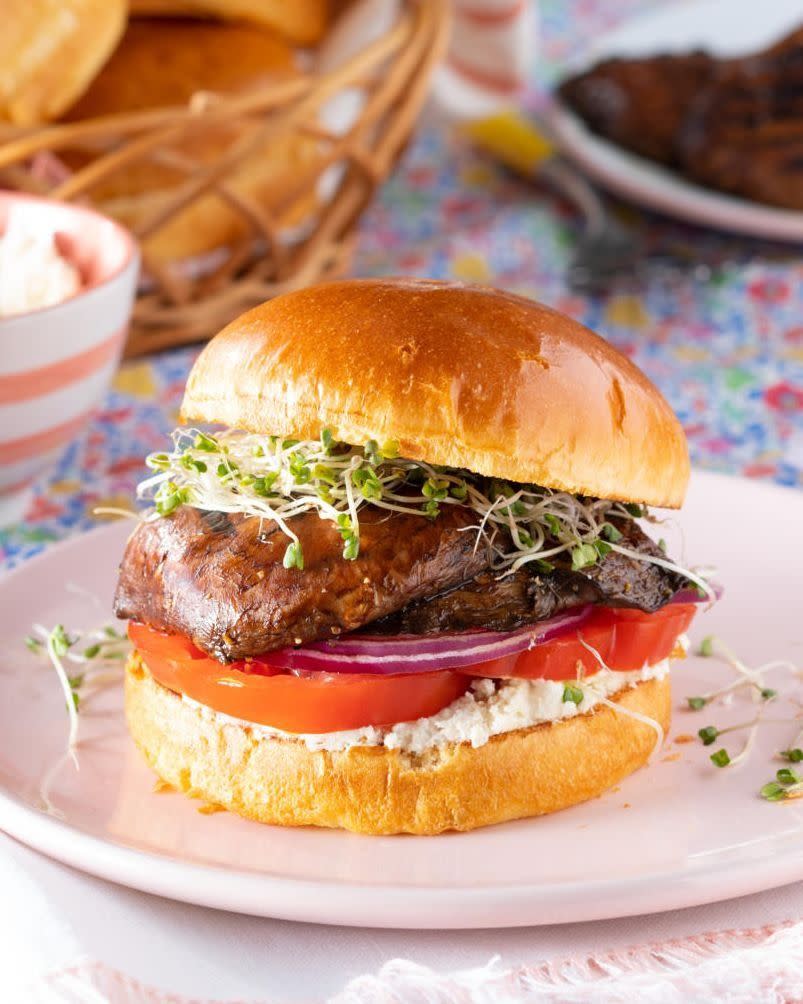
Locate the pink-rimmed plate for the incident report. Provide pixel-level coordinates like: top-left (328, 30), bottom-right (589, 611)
top-left (547, 0), bottom-right (803, 242)
top-left (0, 471), bottom-right (801, 929)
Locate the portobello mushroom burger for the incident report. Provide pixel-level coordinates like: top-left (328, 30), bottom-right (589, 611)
top-left (115, 279), bottom-right (709, 834)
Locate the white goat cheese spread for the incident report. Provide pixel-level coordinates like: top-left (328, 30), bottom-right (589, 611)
top-left (183, 654), bottom-right (676, 755)
top-left (0, 210), bottom-right (81, 316)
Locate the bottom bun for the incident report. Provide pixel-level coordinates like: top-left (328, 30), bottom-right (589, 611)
top-left (125, 652), bottom-right (672, 835)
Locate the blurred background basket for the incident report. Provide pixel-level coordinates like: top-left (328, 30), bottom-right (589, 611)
top-left (0, 0), bottom-right (449, 357)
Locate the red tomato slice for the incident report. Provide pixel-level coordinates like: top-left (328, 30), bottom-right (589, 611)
top-left (462, 603), bottom-right (697, 680)
top-left (129, 623), bottom-right (469, 733)
top-left (592, 603), bottom-right (696, 671)
top-left (128, 622), bottom-right (204, 660)
top-left (460, 616), bottom-right (616, 681)
top-left (128, 603), bottom-right (696, 731)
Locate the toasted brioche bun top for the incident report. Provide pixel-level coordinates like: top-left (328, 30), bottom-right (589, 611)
top-left (181, 279), bottom-right (690, 506)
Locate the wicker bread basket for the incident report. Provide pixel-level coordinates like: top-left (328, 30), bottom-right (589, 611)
top-left (0, 0), bottom-right (449, 356)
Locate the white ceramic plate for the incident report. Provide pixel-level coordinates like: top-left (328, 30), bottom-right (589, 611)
top-left (0, 471), bottom-right (802, 929)
top-left (547, 0), bottom-right (803, 242)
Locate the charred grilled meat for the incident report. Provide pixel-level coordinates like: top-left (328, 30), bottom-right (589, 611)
top-left (558, 25), bottom-right (803, 209)
top-left (115, 506), bottom-right (682, 659)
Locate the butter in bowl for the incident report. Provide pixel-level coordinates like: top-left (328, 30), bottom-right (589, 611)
top-left (0, 191), bottom-right (139, 526)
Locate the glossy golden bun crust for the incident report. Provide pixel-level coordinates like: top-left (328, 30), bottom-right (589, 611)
top-left (63, 20), bottom-right (312, 263)
top-left (128, 0), bottom-right (331, 45)
top-left (0, 0), bottom-right (126, 125)
top-left (182, 280), bottom-right (690, 506)
top-left (125, 654), bottom-right (671, 835)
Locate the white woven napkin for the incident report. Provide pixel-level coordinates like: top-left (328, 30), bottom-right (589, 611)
top-left (332, 926), bottom-right (803, 1003)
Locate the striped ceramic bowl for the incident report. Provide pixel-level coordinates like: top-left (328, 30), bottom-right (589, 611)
top-left (0, 192), bottom-right (139, 525)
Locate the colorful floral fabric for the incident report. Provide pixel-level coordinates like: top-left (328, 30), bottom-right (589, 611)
top-left (2, 0), bottom-right (802, 569)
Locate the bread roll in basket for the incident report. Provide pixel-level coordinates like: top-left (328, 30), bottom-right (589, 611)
top-left (0, 1), bottom-right (450, 355)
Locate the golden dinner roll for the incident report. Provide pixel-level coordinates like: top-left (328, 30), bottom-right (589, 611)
top-left (66, 18), bottom-right (299, 121)
top-left (128, 0), bottom-right (331, 45)
top-left (125, 654), bottom-right (671, 835)
top-left (63, 19), bottom-right (316, 264)
top-left (0, 0), bottom-right (126, 125)
top-left (182, 280), bottom-right (691, 507)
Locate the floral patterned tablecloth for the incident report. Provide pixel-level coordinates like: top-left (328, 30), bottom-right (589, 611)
top-left (2, 0), bottom-right (802, 569)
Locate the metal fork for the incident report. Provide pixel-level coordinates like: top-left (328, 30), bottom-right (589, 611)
top-left (462, 111), bottom-right (643, 291)
top-left (539, 157), bottom-right (643, 291)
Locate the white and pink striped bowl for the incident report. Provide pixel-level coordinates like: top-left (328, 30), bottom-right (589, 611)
top-left (0, 192), bottom-right (139, 526)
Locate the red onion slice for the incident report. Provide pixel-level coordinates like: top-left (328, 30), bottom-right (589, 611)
top-left (253, 585), bottom-right (717, 677)
top-left (670, 583), bottom-right (723, 605)
top-left (263, 606), bottom-right (594, 676)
